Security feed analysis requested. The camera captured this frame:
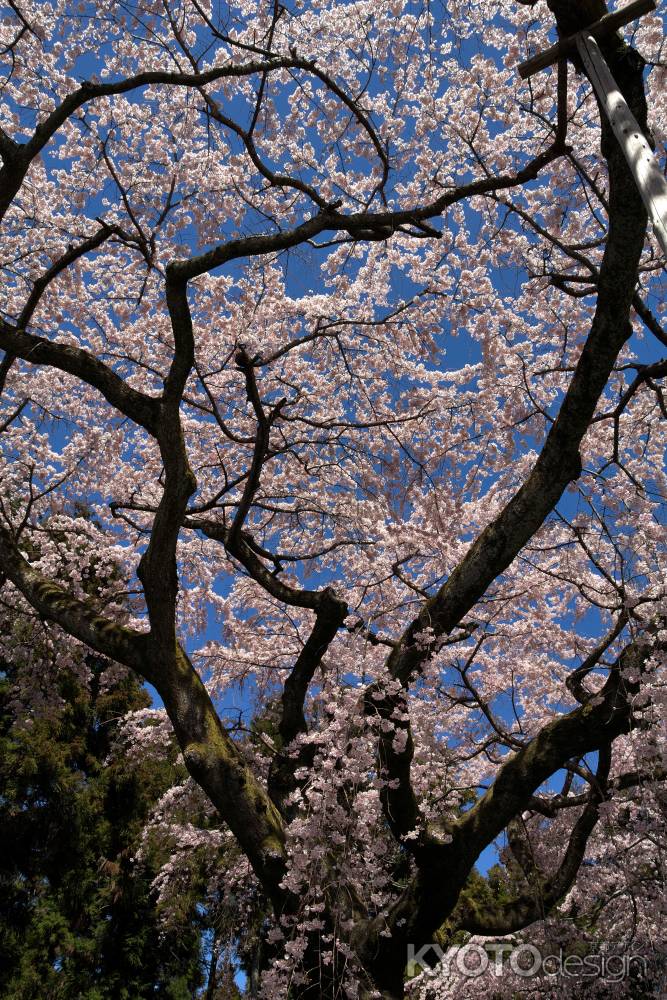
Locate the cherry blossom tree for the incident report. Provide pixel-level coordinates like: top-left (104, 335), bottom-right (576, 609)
top-left (0, 0), bottom-right (665, 996)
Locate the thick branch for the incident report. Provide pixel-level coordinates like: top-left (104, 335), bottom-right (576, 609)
top-left (226, 347), bottom-right (283, 549)
top-left (17, 224), bottom-right (120, 329)
top-left (167, 141), bottom-right (567, 282)
top-left (268, 588), bottom-right (348, 814)
top-left (450, 638), bottom-right (647, 868)
top-left (0, 522), bottom-right (149, 671)
top-left (0, 319), bottom-right (160, 433)
top-left (137, 271), bottom-right (196, 640)
top-left (359, 46), bottom-right (649, 882)
top-left (0, 56), bottom-right (324, 223)
top-left (355, 630), bottom-right (659, 992)
top-left (455, 745), bottom-right (612, 935)
top-left (566, 612), bottom-right (628, 703)
top-left (529, 764), bottom-right (667, 817)
top-left (191, 517), bottom-right (328, 611)
top-left (0, 517), bottom-right (288, 908)
top-left (382, 33), bottom-right (650, 689)
top-left (366, 682), bottom-right (422, 844)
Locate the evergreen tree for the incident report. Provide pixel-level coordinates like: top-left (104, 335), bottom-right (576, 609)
top-left (0, 652), bottom-right (206, 1000)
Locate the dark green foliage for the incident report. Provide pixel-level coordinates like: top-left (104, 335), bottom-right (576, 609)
top-left (0, 654), bottom-right (206, 1000)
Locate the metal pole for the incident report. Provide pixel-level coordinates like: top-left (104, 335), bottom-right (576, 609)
top-left (576, 31), bottom-right (667, 257)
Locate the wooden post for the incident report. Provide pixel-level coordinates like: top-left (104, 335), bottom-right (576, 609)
top-left (576, 31), bottom-right (667, 257)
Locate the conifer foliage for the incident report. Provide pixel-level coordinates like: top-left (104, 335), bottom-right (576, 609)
top-left (0, 652), bottom-right (206, 999)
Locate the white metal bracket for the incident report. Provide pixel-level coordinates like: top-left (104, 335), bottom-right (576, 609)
top-left (576, 31), bottom-right (667, 256)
